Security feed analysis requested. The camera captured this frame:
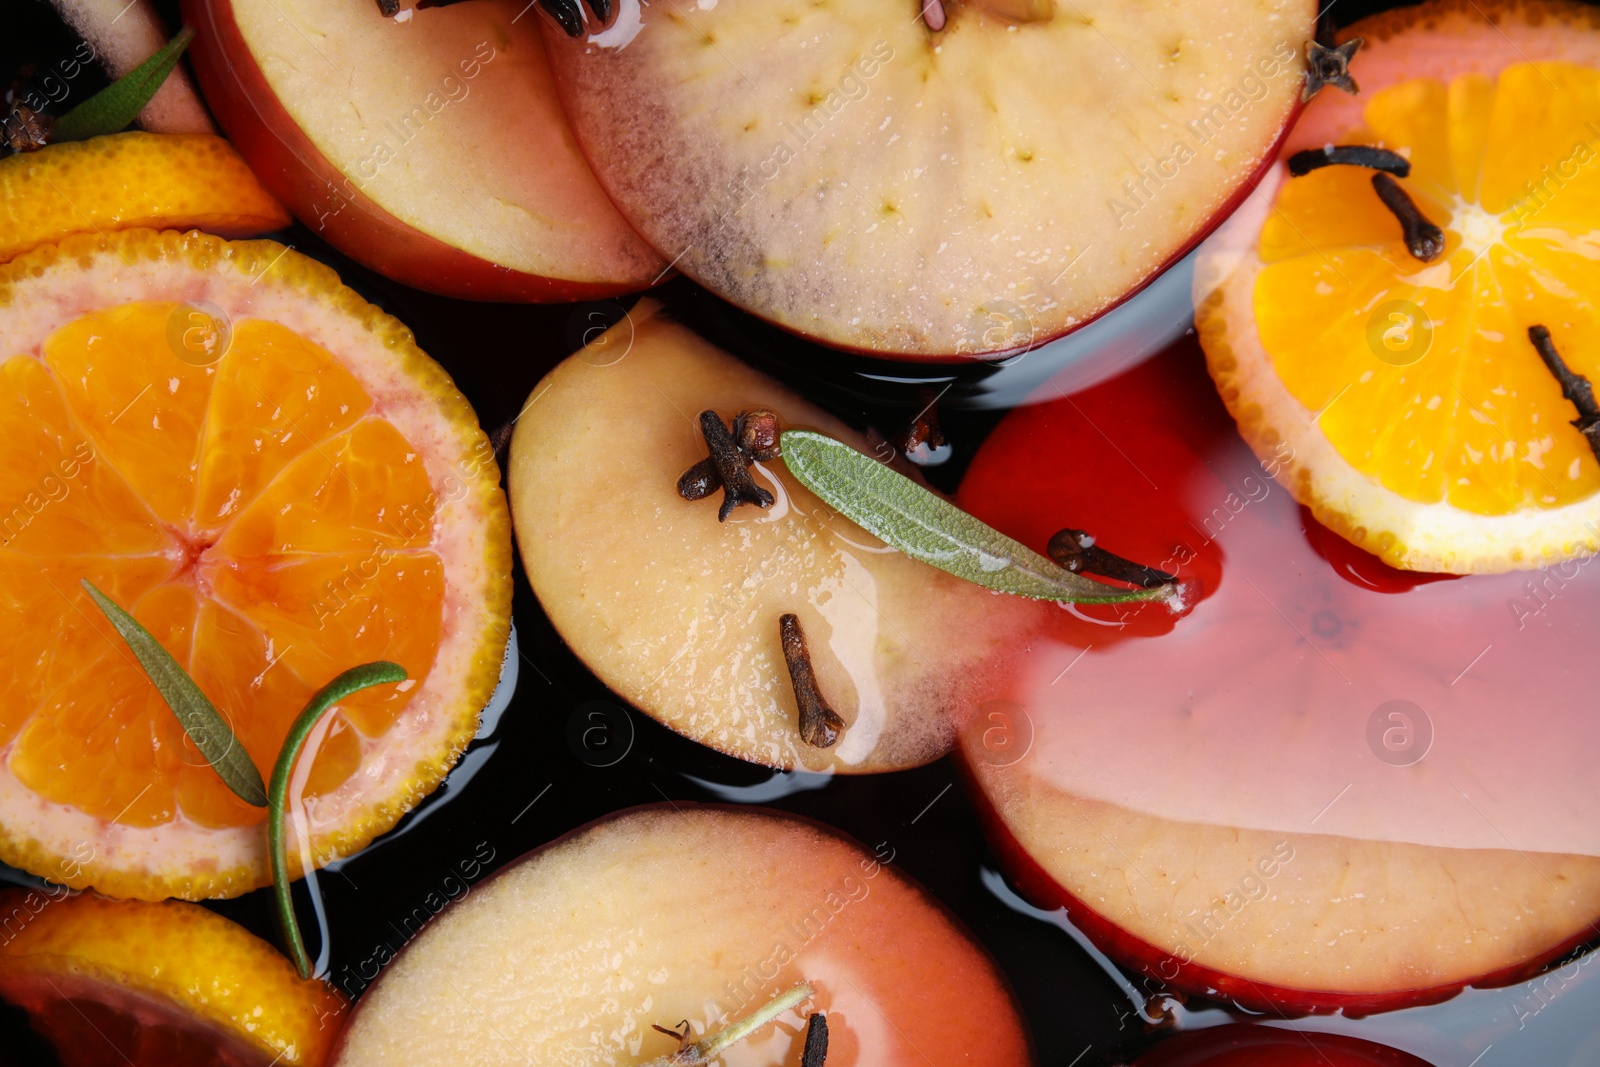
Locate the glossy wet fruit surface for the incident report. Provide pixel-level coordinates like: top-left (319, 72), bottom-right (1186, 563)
top-left (540, 0), bottom-right (1314, 358)
top-left (331, 804), bottom-right (1032, 1067)
top-left (1131, 1024), bottom-right (1437, 1065)
top-left (184, 0), bottom-right (666, 299)
top-left (955, 334), bottom-right (1600, 1013)
top-left (0, 229), bottom-right (511, 901)
top-left (0, 889), bottom-right (347, 1066)
top-left (509, 300), bottom-right (1047, 773)
top-left (1197, 0), bottom-right (1600, 571)
top-left (0, 132), bottom-right (288, 264)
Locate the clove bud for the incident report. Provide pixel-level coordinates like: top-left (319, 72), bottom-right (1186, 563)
top-left (801, 1013), bottom-right (830, 1067)
top-left (780, 614), bottom-right (846, 748)
top-left (1529, 325), bottom-right (1600, 464)
top-left (678, 409), bottom-right (782, 511)
top-left (1371, 173), bottom-right (1445, 262)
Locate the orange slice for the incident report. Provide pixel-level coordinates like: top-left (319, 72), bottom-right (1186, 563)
top-left (0, 132), bottom-right (289, 265)
top-left (0, 888), bottom-right (346, 1065)
top-left (0, 229), bottom-right (512, 901)
top-left (1195, 0), bottom-right (1600, 573)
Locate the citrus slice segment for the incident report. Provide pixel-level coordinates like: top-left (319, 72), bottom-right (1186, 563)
top-left (0, 229), bottom-right (512, 901)
top-left (1195, 0), bottom-right (1600, 572)
top-left (0, 889), bottom-right (346, 1066)
top-left (0, 132), bottom-right (290, 265)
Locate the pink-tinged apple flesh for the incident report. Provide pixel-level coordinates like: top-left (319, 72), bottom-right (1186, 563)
top-left (1281, 0), bottom-right (1600, 155)
top-left (539, 0), bottom-right (1315, 358)
top-left (330, 805), bottom-right (1032, 1067)
top-left (954, 339), bottom-right (1600, 1014)
top-left (508, 301), bottom-right (1046, 772)
top-left (1132, 1025), bottom-right (1435, 1066)
top-left (182, 0), bottom-right (666, 300)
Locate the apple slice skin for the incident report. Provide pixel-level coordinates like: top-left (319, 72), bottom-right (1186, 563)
top-left (330, 803), bottom-right (1035, 1067)
top-left (181, 0), bottom-right (664, 302)
top-left (1131, 1025), bottom-right (1435, 1066)
top-left (539, 2), bottom-right (1315, 360)
top-left (960, 768), bottom-right (1599, 1018)
top-left (951, 344), bottom-right (1600, 1015)
top-left (509, 300), bottom-right (1050, 773)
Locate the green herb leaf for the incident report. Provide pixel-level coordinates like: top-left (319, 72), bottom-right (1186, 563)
top-left (270, 662), bottom-right (407, 979)
top-left (54, 27), bottom-right (195, 143)
top-left (80, 579), bottom-right (267, 807)
top-left (780, 430), bottom-right (1169, 605)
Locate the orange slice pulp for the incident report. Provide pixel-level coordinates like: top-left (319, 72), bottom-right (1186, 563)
top-left (0, 230), bottom-right (511, 901)
top-left (1197, 0), bottom-right (1600, 572)
top-left (0, 889), bottom-right (347, 1065)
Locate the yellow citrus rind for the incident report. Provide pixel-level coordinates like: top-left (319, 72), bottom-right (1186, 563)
top-left (0, 230), bottom-right (512, 901)
top-left (0, 132), bottom-right (289, 265)
top-left (0, 889), bottom-right (347, 1065)
top-left (1195, 0), bottom-right (1600, 573)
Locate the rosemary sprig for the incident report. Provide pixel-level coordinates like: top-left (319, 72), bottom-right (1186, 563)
top-left (645, 983), bottom-right (814, 1066)
top-left (780, 430), bottom-right (1171, 604)
top-left (54, 28), bottom-right (195, 144)
top-left (81, 579), bottom-right (267, 806)
top-left (270, 662), bottom-right (407, 978)
top-left (80, 579), bottom-right (405, 981)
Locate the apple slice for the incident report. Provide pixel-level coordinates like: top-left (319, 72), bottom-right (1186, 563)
top-left (1132, 1026), bottom-right (1435, 1066)
top-left (954, 339), bottom-right (1600, 1014)
top-left (537, 0), bottom-right (1315, 358)
top-left (509, 300), bottom-right (1048, 772)
top-left (331, 804), bottom-right (1032, 1067)
top-left (182, 0), bottom-right (666, 301)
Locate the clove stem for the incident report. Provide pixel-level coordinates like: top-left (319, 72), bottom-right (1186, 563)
top-left (1302, 18), bottom-right (1362, 102)
top-left (1529, 325), bottom-right (1600, 464)
top-left (699, 410), bottom-right (774, 521)
top-left (677, 458), bottom-right (720, 502)
top-left (1288, 145), bottom-right (1410, 178)
top-left (780, 614), bottom-right (846, 748)
top-left (802, 1012), bottom-right (830, 1067)
top-left (679, 409), bottom-right (783, 503)
top-left (1371, 174), bottom-right (1445, 262)
top-left (1047, 529), bottom-right (1175, 590)
top-left (538, 0), bottom-right (585, 36)
top-left (647, 983), bottom-right (815, 1066)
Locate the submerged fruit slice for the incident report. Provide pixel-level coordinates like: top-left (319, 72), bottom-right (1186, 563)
top-left (0, 889), bottom-right (346, 1066)
top-left (541, 0), bottom-right (1314, 358)
top-left (183, 0), bottom-right (667, 300)
top-left (955, 337), bottom-right (1600, 1015)
top-left (331, 805), bottom-right (1031, 1067)
top-left (1195, 0), bottom-right (1600, 572)
top-left (1132, 1026), bottom-right (1436, 1066)
top-left (0, 132), bottom-right (289, 264)
top-left (0, 229), bottom-right (512, 901)
top-left (508, 301), bottom-right (1046, 772)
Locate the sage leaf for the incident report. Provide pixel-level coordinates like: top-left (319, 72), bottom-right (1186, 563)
top-left (80, 579), bottom-right (267, 807)
top-left (780, 430), bottom-right (1168, 605)
top-left (54, 27), bottom-right (195, 144)
top-left (270, 662), bottom-right (407, 978)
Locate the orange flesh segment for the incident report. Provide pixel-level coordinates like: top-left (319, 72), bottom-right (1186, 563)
top-left (1254, 61), bottom-right (1600, 515)
top-left (0, 301), bottom-right (444, 830)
